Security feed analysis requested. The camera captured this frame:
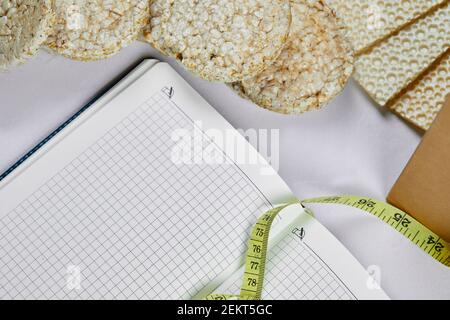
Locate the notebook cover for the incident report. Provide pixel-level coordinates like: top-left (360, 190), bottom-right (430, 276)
top-left (387, 95), bottom-right (450, 242)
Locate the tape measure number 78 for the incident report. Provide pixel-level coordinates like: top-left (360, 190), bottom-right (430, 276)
top-left (205, 195), bottom-right (450, 300)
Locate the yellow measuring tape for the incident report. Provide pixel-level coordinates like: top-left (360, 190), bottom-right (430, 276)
top-left (205, 195), bottom-right (450, 300)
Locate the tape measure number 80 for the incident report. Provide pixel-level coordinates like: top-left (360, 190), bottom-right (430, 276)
top-left (205, 195), bottom-right (450, 300)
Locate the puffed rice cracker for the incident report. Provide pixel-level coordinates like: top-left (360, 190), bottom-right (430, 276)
top-left (144, 0), bottom-right (292, 82)
top-left (0, 0), bottom-right (53, 70)
top-left (231, 0), bottom-right (354, 114)
top-left (47, 0), bottom-right (149, 61)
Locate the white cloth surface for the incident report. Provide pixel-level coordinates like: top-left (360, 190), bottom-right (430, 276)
top-left (0, 42), bottom-right (449, 299)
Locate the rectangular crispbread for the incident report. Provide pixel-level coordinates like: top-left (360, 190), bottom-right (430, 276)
top-left (325, 0), bottom-right (448, 53)
top-left (389, 50), bottom-right (450, 130)
top-left (353, 2), bottom-right (450, 106)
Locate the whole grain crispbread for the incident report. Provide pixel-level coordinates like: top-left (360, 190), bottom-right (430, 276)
top-left (353, 1), bottom-right (450, 107)
top-left (325, 0), bottom-right (447, 53)
top-left (390, 50), bottom-right (450, 130)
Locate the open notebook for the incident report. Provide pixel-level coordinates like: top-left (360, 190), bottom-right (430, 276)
top-left (0, 59), bottom-right (388, 300)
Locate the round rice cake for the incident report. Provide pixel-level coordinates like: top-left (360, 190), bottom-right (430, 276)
top-left (231, 0), bottom-right (354, 114)
top-left (47, 0), bottom-right (149, 61)
top-left (0, 0), bottom-right (53, 70)
top-left (144, 0), bottom-right (292, 82)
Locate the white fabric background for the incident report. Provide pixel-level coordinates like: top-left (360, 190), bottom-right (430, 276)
top-left (0, 42), bottom-right (449, 299)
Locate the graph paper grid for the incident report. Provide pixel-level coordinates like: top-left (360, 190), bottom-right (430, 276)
top-left (217, 231), bottom-right (356, 300)
top-left (0, 93), bottom-right (271, 299)
top-left (263, 233), bottom-right (356, 300)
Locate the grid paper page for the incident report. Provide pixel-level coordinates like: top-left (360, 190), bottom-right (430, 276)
top-left (0, 93), bottom-right (272, 299)
top-left (263, 234), bottom-right (355, 299)
top-left (215, 232), bottom-right (356, 300)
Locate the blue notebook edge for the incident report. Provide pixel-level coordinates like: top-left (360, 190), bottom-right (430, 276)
top-left (0, 58), bottom-right (151, 183)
